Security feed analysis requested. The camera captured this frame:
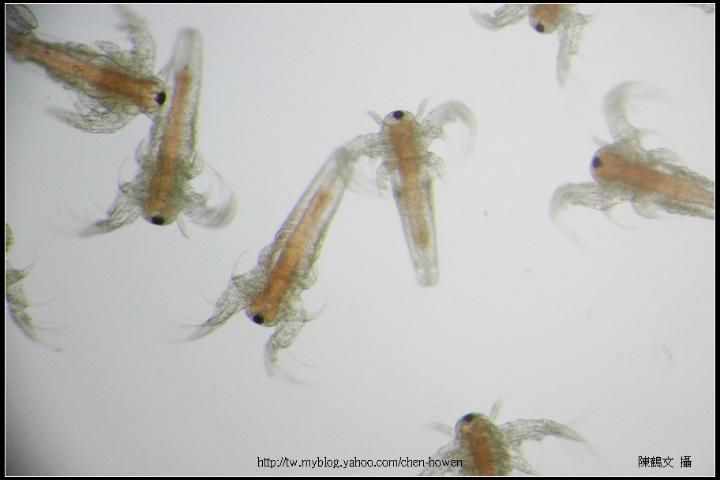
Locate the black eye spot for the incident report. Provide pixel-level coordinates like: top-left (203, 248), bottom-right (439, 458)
top-left (151, 215), bottom-right (165, 225)
top-left (392, 110), bottom-right (404, 120)
top-left (155, 91), bottom-right (166, 106)
top-left (591, 156), bottom-right (602, 169)
top-left (460, 413), bottom-right (478, 424)
top-left (252, 313), bottom-right (265, 325)
top-left (534, 23), bottom-right (545, 33)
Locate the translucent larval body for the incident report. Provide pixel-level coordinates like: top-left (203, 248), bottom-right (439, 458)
top-left (470, 4), bottom-right (590, 86)
top-left (551, 82), bottom-right (715, 221)
top-left (6, 5), bottom-right (166, 133)
top-left (346, 102), bottom-right (476, 287)
top-left (5, 224), bottom-right (40, 344)
top-left (83, 28), bottom-right (235, 234)
top-left (190, 148), bottom-right (356, 374)
top-left (421, 403), bottom-right (585, 476)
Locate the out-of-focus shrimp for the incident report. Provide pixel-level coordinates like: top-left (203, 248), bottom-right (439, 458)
top-left (551, 82), bottom-right (715, 222)
top-left (5, 224), bottom-right (38, 343)
top-left (5, 4), bottom-right (37, 37)
top-left (189, 148), bottom-right (356, 374)
top-left (470, 4), bottom-right (590, 86)
top-left (688, 4), bottom-right (715, 14)
top-left (345, 101), bottom-right (476, 287)
top-left (420, 402), bottom-right (585, 476)
top-left (83, 28), bottom-right (235, 235)
top-left (6, 5), bottom-right (166, 133)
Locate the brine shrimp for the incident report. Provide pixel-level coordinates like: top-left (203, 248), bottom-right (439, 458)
top-left (551, 82), bottom-right (715, 222)
top-left (189, 148), bottom-right (356, 375)
top-left (471, 4), bottom-right (590, 86)
top-left (688, 4), bottom-right (715, 14)
top-left (420, 402), bottom-right (585, 476)
top-left (83, 28), bottom-right (235, 235)
top-left (5, 224), bottom-right (41, 344)
top-left (345, 101), bottom-right (476, 287)
top-left (6, 5), bottom-right (166, 133)
top-left (5, 4), bottom-right (37, 37)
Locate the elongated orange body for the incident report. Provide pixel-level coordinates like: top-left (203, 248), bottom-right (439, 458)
top-left (82, 27), bottom-right (235, 235)
top-left (383, 110), bottom-right (438, 286)
top-left (591, 147), bottom-right (715, 209)
top-left (143, 64), bottom-right (195, 224)
top-left (249, 190), bottom-right (332, 326)
top-left (6, 6), bottom-right (166, 132)
top-left (191, 148), bottom-right (355, 374)
top-left (7, 34), bottom-right (164, 112)
top-left (345, 101), bottom-right (475, 287)
top-left (551, 83), bottom-right (715, 222)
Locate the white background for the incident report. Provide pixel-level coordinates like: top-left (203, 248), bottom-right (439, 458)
top-left (6, 4), bottom-right (715, 475)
